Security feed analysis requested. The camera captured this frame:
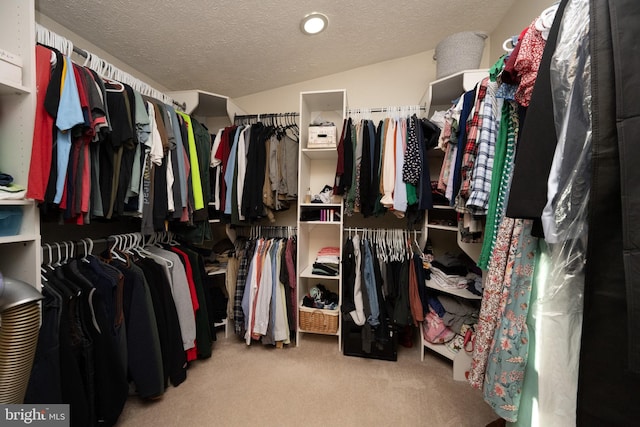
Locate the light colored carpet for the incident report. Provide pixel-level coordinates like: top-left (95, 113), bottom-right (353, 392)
top-left (116, 332), bottom-right (498, 427)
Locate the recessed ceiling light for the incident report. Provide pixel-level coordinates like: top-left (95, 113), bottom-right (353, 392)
top-left (301, 12), bottom-right (328, 35)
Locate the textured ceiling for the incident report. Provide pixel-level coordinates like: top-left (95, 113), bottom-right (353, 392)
top-left (35, 0), bottom-right (516, 98)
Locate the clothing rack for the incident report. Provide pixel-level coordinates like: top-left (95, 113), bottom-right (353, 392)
top-left (41, 231), bottom-right (180, 266)
top-left (234, 225), bottom-right (297, 239)
top-left (35, 24), bottom-right (186, 111)
top-left (344, 228), bottom-right (423, 262)
top-left (233, 112), bottom-right (299, 125)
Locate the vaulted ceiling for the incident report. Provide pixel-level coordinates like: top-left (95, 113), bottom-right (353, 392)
top-left (35, 0), bottom-right (516, 98)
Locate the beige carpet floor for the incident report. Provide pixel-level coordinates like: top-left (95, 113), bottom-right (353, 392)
top-left (116, 331), bottom-right (498, 427)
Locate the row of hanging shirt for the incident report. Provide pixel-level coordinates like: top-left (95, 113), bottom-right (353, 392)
top-left (334, 108), bottom-right (441, 225)
top-left (26, 43), bottom-right (213, 234)
top-left (26, 233), bottom-right (215, 427)
top-left (209, 117), bottom-right (299, 225)
top-left (430, 4), bottom-right (570, 425)
top-left (229, 228), bottom-right (297, 343)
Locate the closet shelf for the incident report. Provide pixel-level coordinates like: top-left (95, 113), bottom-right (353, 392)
top-left (425, 279), bottom-right (482, 300)
top-left (0, 78), bottom-right (30, 95)
top-left (0, 199), bottom-right (33, 206)
top-left (299, 220), bottom-right (341, 226)
top-left (300, 203), bottom-right (342, 208)
top-left (422, 339), bottom-right (456, 361)
top-left (430, 205), bottom-right (454, 210)
top-left (0, 234), bottom-right (38, 244)
top-left (208, 219), bottom-right (221, 224)
top-left (298, 327), bottom-right (340, 337)
top-left (207, 267), bottom-right (227, 276)
top-left (301, 148), bottom-right (337, 160)
top-left (300, 265), bottom-right (340, 280)
top-left (427, 224), bottom-right (458, 232)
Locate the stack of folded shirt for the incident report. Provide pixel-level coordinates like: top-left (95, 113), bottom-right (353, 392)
top-left (0, 172), bottom-right (26, 200)
top-left (312, 246), bottom-right (340, 276)
top-left (430, 252), bottom-right (483, 294)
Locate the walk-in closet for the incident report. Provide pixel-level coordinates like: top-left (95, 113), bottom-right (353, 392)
top-left (0, 1), bottom-right (637, 426)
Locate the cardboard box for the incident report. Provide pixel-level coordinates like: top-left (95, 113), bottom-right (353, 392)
top-left (308, 125), bottom-right (337, 148)
top-left (0, 48), bottom-right (23, 87)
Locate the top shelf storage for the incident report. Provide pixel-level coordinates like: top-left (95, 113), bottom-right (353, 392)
top-left (422, 69), bottom-right (489, 114)
top-left (299, 89), bottom-right (346, 150)
top-left (168, 89), bottom-right (245, 122)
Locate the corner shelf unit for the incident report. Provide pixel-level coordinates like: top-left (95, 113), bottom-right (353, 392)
top-left (296, 89), bottom-right (346, 350)
top-left (0, 0), bottom-right (40, 289)
top-left (421, 70), bottom-right (488, 379)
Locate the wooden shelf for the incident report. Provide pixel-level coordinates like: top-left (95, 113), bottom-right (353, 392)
top-left (300, 203), bottom-right (342, 208)
top-left (207, 267), bottom-right (227, 276)
top-left (0, 199), bottom-right (33, 205)
top-left (299, 220), bottom-right (341, 225)
top-left (427, 224), bottom-right (458, 232)
top-left (0, 234), bottom-right (38, 244)
top-left (301, 148), bottom-right (337, 160)
top-left (300, 265), bottom-right (340, 280)
top-left (425, 278), bottom-right (482, 300)
top-left (430, 204), bottom-right (454, 210)
top-left (298, 328), bottom-right (340, 337)
top-left (423, 340), bottom-right (456, 361)
top-left (0, 78), bottom-right (30, 95)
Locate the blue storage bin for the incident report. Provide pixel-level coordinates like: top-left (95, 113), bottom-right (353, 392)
top-left (0, 206), bottom-right (23, 236)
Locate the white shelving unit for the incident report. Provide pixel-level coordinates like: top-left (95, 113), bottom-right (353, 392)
top-left (296, 89), bottom-right (346, 349)
top-left (421, 70), bottom-right (488, 379)
top-left (0, 0), bottom-right (40, 289)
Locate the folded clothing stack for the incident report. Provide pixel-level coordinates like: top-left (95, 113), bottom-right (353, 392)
top-left (430, 252), bottom-right (483, 295)
top-left (0, 172), bottom-right (26, 200)
top-left (312, 246), bottom-right (340, 276)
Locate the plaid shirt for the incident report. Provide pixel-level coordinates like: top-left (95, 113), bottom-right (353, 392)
top-left (466, 82), bottom-right (501, 214)
top-left (234, 239), bottom-right (255, 335)
top-left (459, 78), bottom-right (490, 202)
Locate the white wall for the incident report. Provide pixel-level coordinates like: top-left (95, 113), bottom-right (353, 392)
top-left (234, 41), bottom-right (493, 115)
top-left (36, 11), bottom-right (170, 92)
top-left (235, 1), bottom-right (557, 115)
top-left (234, 50), bottom-right (436, 114)
top-left (489, 0), bottom-right (557, 61)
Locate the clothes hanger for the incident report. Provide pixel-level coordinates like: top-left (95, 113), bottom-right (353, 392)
top-left (109, 236), bottom-right (127, 263)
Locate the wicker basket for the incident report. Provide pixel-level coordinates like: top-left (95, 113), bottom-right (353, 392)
top-left (299, 305), bottom-right (339, 334)
top-left (434, 31), bottom-right (487, 79)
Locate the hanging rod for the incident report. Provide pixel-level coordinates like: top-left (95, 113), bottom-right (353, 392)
top-left (36, 24), bottom-right (186, 111)
top-left (343, 227), bottom-right (422, 233)
top-left (70, 45), bottom-right (187, 111)
top-left (233, 112), bottom-right (299, 122)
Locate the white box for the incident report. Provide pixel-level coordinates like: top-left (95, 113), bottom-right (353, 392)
top-left (308, 125), bottom-right (337, 148)
top-left (0, 48), bottom-right (23, 87)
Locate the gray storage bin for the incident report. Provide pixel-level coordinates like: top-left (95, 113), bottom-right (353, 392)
top-left (434, 32), bottom-right (487, 79)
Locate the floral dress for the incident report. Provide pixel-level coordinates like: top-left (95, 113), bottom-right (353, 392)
top-left (483, 220), bottom-right (538, 422)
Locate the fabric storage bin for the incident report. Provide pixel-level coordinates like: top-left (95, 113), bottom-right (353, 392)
top-left (0, 206), bottom-right (23, 236)
top-left (434, 31), bottom-right (487, 79)
top-left (299, 305), bottom-right (339, 334)
top-left (308, 125), bottom-right (337, 148)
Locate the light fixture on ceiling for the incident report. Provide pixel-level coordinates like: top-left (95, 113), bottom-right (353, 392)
top-left (300, 12), bottom-right (328, 35)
